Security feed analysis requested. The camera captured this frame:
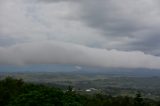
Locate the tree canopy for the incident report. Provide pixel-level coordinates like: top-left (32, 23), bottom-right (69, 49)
top-left (0, 77), bottom-right (159, 106)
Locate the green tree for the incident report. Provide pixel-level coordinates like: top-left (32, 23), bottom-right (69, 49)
top-left (8, 88), bottom-right (64, 106)
top-left (0, 77), bottom-right (24, 106)
top-left (134, 92), bottom-right (144, 106)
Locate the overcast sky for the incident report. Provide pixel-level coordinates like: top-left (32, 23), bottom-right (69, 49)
top-left (1, 0), bottom-right (160, 69)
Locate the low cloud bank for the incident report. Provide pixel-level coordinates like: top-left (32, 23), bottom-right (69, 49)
top-left (0, 41), bottom-right (160, 69)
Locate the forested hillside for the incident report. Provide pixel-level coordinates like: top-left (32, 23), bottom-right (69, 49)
top-left (0, 77), bottom-right (160, 106)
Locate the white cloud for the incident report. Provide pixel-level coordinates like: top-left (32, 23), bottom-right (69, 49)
top-left (0, 41), bottom-right (160, 69)
top-left (1, 0), bottom-right (160, 69)
top-left (75, 66), bottom-right (82, 70)
top-left (0, 0), bottom-right (104, 46)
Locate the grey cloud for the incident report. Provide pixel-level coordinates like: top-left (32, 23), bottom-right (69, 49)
top-left (125, 35), bottom-right (160, 56)
top-left (1, 0), bottom-right (160, 63)
top-left (75, 0), bottom-right (142, 36)
top-left (71, 0), bottom-right (160, 55)
top-left (0, 35), bottom-right (28, 47)
top-left (109, 28), bottom-right (160, 56)
top-left (37, 0), bottom-right (79, 3)
top-left (1, 41), bottom-right (160, 69)
top-left (0, 36), bottom-right (18, 47)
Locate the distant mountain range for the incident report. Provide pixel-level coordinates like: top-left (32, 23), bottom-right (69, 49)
top-left (0, 64), bottom-right (160, 77)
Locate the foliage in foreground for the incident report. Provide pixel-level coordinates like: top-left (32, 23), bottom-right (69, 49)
top-left (0, 77), bottom-right (160, 106)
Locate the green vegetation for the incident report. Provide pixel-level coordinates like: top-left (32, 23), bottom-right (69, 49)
top-left (1, 72), bottom-right (160, 99)
top-left (0, 77), bottom-right (160, 106)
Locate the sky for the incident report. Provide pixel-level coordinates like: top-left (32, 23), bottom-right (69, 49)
top-left (1, 0), bottom-right (160, 69)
